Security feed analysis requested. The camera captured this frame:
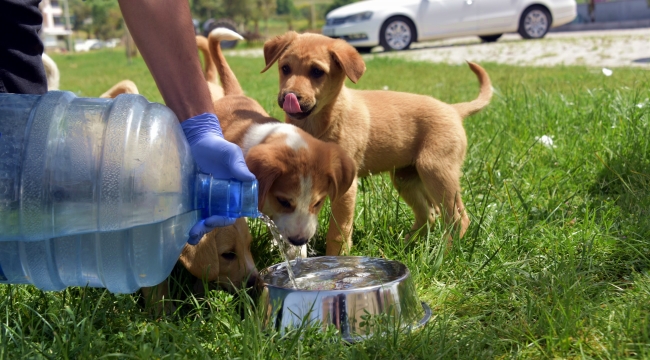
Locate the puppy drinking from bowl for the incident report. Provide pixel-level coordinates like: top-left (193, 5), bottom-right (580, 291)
top-left (204, 28), bottom-right (356, 258)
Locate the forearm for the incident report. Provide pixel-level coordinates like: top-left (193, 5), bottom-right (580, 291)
top-left (117, 0), bottom-right (212, 121)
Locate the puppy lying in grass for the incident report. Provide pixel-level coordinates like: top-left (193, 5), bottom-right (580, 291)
top-left (262, 32), bottom-right (492, 254)
top-left (99, 80), bottom-right (258, 315)
top-left (141, 217), bottom-right (258, 315)
top-left (36, 57), bottom-right (256, 313)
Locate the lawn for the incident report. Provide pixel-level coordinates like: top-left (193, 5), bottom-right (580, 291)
top-left (1, 48), bottom-right (648, 359)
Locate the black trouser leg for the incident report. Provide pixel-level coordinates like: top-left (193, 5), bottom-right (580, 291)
top-left (0, 0), bottom-right (47, 94)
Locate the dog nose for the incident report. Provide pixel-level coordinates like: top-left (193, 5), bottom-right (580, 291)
top-left (287, 236), bottom-right (308, 246)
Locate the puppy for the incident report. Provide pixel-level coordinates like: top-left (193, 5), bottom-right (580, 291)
top-left (141, 218), bottom-right (258, 315)
top-left (101, 82), bottom-right (258, 314)
top-left (179, 218), bottom-right (257, 291)
top-left (196, 35), bottom-right (225, 102)
top-left (100, 79), bottom-right (139, 98)
top-left (207, 28), bottom-right (356, 258)
top-left (261, 32), bottom-right (492, 255)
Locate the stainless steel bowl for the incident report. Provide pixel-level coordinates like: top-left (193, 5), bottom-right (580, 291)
top-left (258, 256), bottom-right (431, 342)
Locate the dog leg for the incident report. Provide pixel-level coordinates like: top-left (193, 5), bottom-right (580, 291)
top-left (390, 167), bottom-right (437, 241)
top-left (326, 176), bottom-right (358, 255)
top-left (416, 162), bottom-right (469, 244)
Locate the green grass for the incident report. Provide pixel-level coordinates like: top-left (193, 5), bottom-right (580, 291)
top-left (2, 48), bottom-right (649, 359)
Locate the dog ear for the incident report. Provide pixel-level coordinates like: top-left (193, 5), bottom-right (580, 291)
top-left (179, 228), bottom-right (222, 281)
top-left (329, 40), bottom-right (366, 84)
top-left (261, 31), bottom-right (298, 73)
top-left (326, 144), bottom-right (357, 201)
top-left (245, 146), bottom-right (283, 211)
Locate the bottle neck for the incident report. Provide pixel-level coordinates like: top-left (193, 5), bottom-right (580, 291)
top-left (195, 173), bottom-right (260, 220)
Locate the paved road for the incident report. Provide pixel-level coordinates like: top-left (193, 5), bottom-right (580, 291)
top-left (230, 29), bottom-right (650, 68)
top-left (373, 28), bottom-right (650, 68)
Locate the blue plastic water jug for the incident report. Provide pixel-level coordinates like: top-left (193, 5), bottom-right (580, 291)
top-left (0, 91), bottom-right (259, 293)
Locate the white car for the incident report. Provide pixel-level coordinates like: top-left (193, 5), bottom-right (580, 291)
top-left (322, 0), bottom-right (577, 52)
top-left (74, 39), bottom-right (102, 52)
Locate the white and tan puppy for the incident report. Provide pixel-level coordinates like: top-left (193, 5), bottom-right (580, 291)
top-left (207, 28), bottom-right (356, 258)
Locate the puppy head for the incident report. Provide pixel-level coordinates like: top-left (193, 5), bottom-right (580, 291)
top-left (245, 130), bottom-right (356, 247)
top-left (179, 218), bottom-right (258, 291)
top-left (261, 32), bottom-right (365, 122)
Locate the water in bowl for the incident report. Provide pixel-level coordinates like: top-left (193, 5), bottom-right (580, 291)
top-left (263, 257), bottom-right (404, 291)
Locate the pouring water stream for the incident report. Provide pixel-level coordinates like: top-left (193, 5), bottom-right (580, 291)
top-left (258, 214), bottom-right (299, 288)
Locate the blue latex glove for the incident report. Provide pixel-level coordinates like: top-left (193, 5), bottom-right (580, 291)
top-left (181, 113), bottom-right (256, 245)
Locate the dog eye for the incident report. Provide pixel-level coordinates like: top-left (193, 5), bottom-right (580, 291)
top-left (313, 198), bottom-right (324, 208)
top-left (310, 67), bottom-right (324, 79)
top-left (276, 197), bottom-right (292, 209)
top-left (221, 252), bottom-right (236, 261)
top-left (281, 65), bottom-right (291, 75)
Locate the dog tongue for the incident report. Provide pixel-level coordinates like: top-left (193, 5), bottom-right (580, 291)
top-left (283, 93), bottom-right (302, 113)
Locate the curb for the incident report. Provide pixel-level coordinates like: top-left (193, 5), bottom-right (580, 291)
top-left (551, 19), bottom-right (650, 32)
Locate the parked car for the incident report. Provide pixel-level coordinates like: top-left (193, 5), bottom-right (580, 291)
top-left (322, 0), bottom-right (577, 52)
top-left (74, 39), bottom-right (102, 52)
top-left (104, 38), bottom-right (121, 48)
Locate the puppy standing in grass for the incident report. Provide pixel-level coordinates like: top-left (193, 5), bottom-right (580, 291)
top-left (262, 32), bottom-right (493, 255)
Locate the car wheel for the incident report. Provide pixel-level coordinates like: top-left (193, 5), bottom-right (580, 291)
top-left (203, 18), bottom-right (239, 49)
top-left (518, 6), bottom-right (551, 39)
top-left (479, 34), bottom-right (502, 43)
top-left (380, 16), bottom-right (415, 51)
top-left (355, 46), bottom-right (374, 54)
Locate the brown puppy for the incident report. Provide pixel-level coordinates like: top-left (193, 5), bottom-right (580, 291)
top-left (141, 218), bottom-right (258, 315)
top-left (207, 28), bottom-right (356, 258)
top-left (100, 82), bottom-right (258, 314)
top-left (179, 218), bottom-right (257, 291)
top-left (99, 79), bottom-right (139, 98)
top-left (196, 35), bottom-right (225, 102)
top-left (261, 32), bottom-right (492, 255)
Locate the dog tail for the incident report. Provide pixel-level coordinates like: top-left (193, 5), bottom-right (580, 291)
top-left (100, 79), bottom-right (139, 98)
top-left (452, 62), bottom-right (492, 118)
top-left (41, 53), bottom-right (60, 91)
top-left (208, 28), bottom-right (245, 96)
top-left (196, 35), bottom-right (219, 85)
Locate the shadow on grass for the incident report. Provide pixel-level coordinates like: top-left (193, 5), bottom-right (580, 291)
top-left (589, 130), bottom-right (650, 278)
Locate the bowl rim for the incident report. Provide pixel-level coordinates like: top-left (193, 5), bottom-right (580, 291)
top-left (259, 256), bottom-right (412, 292)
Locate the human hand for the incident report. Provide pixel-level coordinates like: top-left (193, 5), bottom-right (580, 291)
top-left (181, 113), bottom-right (255, 244)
